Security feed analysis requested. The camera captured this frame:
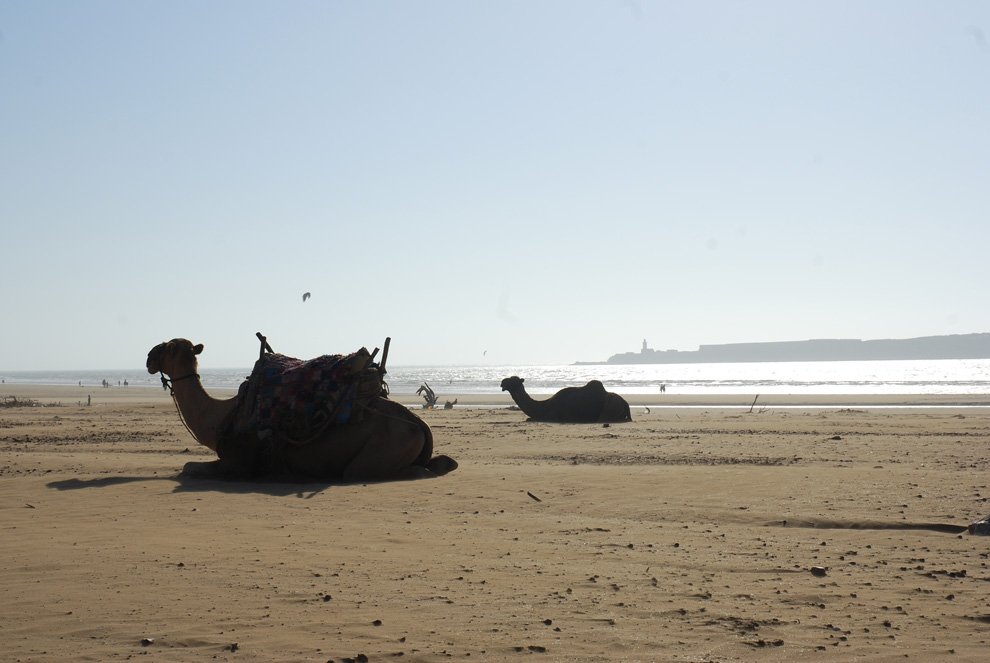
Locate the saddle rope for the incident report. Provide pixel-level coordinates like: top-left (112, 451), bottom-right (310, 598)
top-left (160, 372), bottom-right (205, 447)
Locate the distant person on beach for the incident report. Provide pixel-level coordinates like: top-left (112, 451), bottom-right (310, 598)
top-left (660, 383), bottom-right (666, 393)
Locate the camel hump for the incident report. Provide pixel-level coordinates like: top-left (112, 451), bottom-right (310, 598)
top-left (585, 380), bottom-right (607, 392)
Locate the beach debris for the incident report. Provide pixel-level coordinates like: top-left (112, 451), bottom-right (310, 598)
top-left (140, 637), bottom-right (155, 646)
top-left (810, 566), bottom-right (829, 577)
top-left (302, 292), bottom-right (311, 302)
top-left (968, 515), bottom-right (990, 535)
top-left (829, 435), bottom-right (843, 441)
top-left (746, 394), bottom-right (770, 414)
top-left (417, 383), bottom-right (439, 409)
top-left (443, 399), bottom-right (457, 409)
top-left (227, 643), bottom-right (239, 652)
top-left (527, 491), bottom-right (542, 502)
top-left (1, 395), bottom-right (56, 408)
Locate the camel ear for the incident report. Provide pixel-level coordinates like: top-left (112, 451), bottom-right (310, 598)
top-left (193, 344), bottom-right (204, 355)
top-left (520, 378), bottom-right (524, 384)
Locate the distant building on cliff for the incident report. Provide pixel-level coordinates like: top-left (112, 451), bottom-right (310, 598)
top-left (578, 333), bottom-right (990, 365)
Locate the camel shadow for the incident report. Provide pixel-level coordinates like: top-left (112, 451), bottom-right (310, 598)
top-left (46, 474), bottom-right (332, 498)
top-left (48, 476), bottom-right (165, 490)
top-left (46, 471), bottom-right (429, 499)
top-left (170, 474), bottom-right (333, 498)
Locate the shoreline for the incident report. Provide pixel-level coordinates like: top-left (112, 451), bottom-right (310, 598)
top-left (4, 384), bottom-right (989, 409)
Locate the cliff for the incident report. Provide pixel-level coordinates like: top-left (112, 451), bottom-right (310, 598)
top-left (579, 333), bottom-right (990, 365)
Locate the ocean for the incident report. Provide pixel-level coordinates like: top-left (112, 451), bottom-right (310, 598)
top-left (2, 359), bottom-right (988, 397)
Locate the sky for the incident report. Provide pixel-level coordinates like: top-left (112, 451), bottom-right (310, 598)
top-left (2, 1), bottom-right (989, 370)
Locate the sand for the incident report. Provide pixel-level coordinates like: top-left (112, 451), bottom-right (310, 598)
top-left (2, 385), bottom-right (989, 662)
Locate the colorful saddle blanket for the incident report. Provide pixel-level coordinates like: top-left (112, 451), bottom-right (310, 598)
top-left (231, 348), bottom-right (385, 445)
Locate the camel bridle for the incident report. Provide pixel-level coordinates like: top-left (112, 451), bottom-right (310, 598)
top-left (152, 345), bottom-right (203, 445)
top-left (151, 343), bottom-right (200, 395)
top-left (159, 371), bottom-right (199, 395)
top-left (158, 371), bottom-right (204, 447)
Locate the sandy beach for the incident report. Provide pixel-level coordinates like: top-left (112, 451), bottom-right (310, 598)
top-left (2, 385), bottom-right (989, 662)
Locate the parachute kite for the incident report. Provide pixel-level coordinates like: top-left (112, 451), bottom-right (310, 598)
top-left (302, 292), bottom-right (311, 302)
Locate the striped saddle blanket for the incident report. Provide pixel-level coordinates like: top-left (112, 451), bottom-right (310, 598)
top-left (231, 348), bottom-right (385, 445)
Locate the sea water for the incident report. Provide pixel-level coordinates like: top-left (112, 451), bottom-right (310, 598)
top-left (2, 359), bottom-right (989, 397)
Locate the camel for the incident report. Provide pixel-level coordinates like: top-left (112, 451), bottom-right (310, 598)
top-left (499, 376), bottom-right (632, 423)
top-left (146, 338), bottom-right (457, 481)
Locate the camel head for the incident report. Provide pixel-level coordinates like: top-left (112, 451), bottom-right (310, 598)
top-left (146, 338), bottom-right (204, 377)
top-left (500, 376), bottom-right (525, 393)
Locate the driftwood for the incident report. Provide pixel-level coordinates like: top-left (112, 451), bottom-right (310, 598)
top-left (417, 383), bottom-right (439, 409)
top-left (747, 394), bottom-right (769, 414)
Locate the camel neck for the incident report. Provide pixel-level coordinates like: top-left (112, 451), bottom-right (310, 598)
top-left (168, 377), bottom-right (238, 451)
top-left (507, 386), bottom-right (543, 418)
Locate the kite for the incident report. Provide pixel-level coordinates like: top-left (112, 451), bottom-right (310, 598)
top-left (302, 292), bottom-right (311, 302)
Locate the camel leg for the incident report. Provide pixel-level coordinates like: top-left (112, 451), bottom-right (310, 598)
top-left (390, 455), bottom-right (459, 481)
top-left (180, 459), bottom-right (233, 479)
top-left (425, 455), bottom-right (458, 475)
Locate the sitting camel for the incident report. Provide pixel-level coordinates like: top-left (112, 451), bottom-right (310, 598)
top-left (500, 376), bottom-right (632, 423)
top-left (147, 338), bottom-right (457, 481)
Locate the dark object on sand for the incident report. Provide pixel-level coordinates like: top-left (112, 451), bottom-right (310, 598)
top-left (969, 515), bottom-right (990, 535)
top-left (500, 376), bottom-right (631, 423)
top-left (146, 334), bottom-right (456, 481)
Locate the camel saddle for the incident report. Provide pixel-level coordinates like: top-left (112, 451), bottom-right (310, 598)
top-left (228, 347), bottom-right (386, 447)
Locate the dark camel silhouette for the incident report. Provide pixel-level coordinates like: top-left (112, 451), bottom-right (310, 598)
top-left (499, 376), bottom-right (632, 423)
top-left (147, 338), bottom-right (456, 481)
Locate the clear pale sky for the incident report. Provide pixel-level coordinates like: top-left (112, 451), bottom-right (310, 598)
top-left (2, 1), bottom-right (988, 370)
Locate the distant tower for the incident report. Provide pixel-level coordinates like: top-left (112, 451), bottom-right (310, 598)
top-left (642, 339), bottom-right (648, 353)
